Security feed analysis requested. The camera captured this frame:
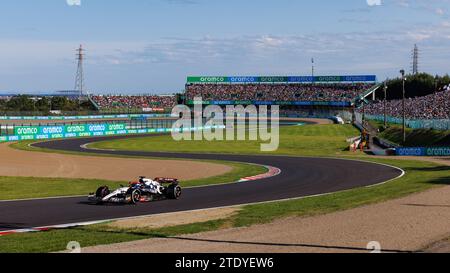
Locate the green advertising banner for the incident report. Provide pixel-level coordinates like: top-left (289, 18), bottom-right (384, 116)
top-left (14, 126), bottom-right (39, 136)
top-left (315, 76), bottom-right (343, 82)
top-left (187, 75), bottom-right (377, 84)
top-left (2, 125), bottom-right (225, 143)
top-left (187, 77), bottom-right (228, 83)
top-left (259, 76), bottom-right (289, 83)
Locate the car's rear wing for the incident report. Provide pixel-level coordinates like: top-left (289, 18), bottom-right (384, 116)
top-left (154, 177), bottom-right (179, 184)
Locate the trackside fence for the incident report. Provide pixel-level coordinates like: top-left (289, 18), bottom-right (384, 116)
top-left (0, 113), bottom-right (175, 121)
top-left (354, 112), bottom-right (450, 131)
top-left (0, 118), bottom-right (177, 137)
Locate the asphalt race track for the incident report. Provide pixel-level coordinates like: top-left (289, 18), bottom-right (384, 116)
top-left (0, 135), bottom-right (403, 232)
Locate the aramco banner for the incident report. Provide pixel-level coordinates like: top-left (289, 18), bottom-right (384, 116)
top-left (1, 124), bottom-right (225, 142)
top-left (186, 75), bottom-right (377, 84)
top-left (396, 147), bottom-right (450, 157)
top-left (14, 123), bottom-right (127, 137)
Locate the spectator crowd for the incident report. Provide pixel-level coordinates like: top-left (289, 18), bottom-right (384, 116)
top-left (91, 95), bottom-right (177, 110)
top-left (362, 89), bottom-right (450, 120)
top-left (185, 83), bottom-right (374, 103)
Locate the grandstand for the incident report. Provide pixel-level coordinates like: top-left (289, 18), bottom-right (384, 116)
top-left (362, 89), bottom-right (450, 120)
top-left (185, 75), bottom-right (379, 118)
top-left (185, 75), bottom-right (378, 105)
top-left (90, 94), bottom-right (177, 112)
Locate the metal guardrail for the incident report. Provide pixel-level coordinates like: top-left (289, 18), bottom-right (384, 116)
top-left (0, 118), bottom-right (177, 137)
top-left (352, 84), bottom-right (382, 103)
top-left (373, 137), bottom-right (400, 149)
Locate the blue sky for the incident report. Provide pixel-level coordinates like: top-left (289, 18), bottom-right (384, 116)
top-left (0, 0), bottom-right (449, 94)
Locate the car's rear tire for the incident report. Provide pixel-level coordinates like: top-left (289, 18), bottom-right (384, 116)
top-left (166, 185), bottom-right (182, 200)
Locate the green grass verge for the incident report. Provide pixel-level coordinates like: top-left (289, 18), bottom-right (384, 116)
top-left (1, 158), bottom-right (448, 253)
top-left (0, 177), bottom-right (123, 200)
top-left (89, 125), bottom-right (360, 156)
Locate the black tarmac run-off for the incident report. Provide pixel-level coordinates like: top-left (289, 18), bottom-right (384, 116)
top-left (0, 134), bottom-right (402, 231)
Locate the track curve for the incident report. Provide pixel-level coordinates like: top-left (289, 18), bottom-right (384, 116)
top-left (0, 135), bottom-right (403, 232)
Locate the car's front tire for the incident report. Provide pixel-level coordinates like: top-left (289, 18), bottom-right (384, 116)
top-left (94, 186), bottom-right (110, 204)
top-left (96, 186), bottom-right (110, 198)
top-left (128, 189), bottom-right (141, 204)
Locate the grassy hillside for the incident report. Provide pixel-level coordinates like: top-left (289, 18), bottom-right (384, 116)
top-left (379, 127), bottom-right (450, 147)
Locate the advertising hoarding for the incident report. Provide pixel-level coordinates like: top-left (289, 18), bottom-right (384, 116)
top-left (187, 75), bottom-right (377, 84)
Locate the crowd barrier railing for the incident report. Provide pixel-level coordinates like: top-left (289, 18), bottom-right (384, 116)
top-left (362, 114), bottom-right (450, 131)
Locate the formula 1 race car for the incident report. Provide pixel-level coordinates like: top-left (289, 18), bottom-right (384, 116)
top-left (88, 176), bottom-right (182, 204)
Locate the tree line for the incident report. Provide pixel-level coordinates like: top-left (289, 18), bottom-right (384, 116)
top-left (0, 96), bottom-right (95, 114)
top-left (376, 73), bottom-right (450, 100)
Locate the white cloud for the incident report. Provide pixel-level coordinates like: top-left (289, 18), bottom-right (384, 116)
top-left (66, 0), bottom-right (81, 6)
top-left (367, 0), bottom-right (382, 7)
top-left (435, 8), bottom-right (445, 16)
top-left (390, 0), bottom-right (449, 17)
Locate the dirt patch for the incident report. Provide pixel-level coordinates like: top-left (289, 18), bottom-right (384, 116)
top-left (81, 185), bottom-right (450, 253)
top-left (0, 143), bottom-right (232, 181)
top-left (108, 207), bottom-right (240, 230)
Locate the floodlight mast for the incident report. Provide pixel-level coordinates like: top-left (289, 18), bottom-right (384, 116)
top-left (400, 69), bottom-right (406, 145)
